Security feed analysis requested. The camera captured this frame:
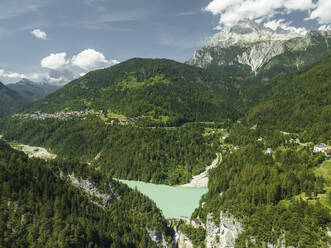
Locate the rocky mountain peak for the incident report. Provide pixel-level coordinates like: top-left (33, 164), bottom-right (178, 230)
top-left (205, 19), bottom-right (303, 49)
top-left (226, 18), bottom-right (265, 35)
top-left (187, 19), bottom-right (331, 75)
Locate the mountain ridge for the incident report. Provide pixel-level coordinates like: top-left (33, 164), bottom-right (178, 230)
top-left (187, 19), bottom-right (331, 77)
top-left (0, 81), bottom-right (27, 117)
top-left (7, 78), bottom-right (62, 103)
top-left (24, 58), bottom-right (240, 123)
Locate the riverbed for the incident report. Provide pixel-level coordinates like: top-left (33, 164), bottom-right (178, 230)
top-left (10, 143), bottom-right (56, 160)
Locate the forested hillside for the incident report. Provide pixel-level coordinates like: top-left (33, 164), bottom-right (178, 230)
top-left (194, 126), bottom-right (331, 247)
top-left (0, 82), bottom-right (27, 117)
top-left (245, 56), bottom-right (331, 142)
top-left (0, 139), bottom-right (172, 247)
top-left (26, 58), bottom-right (240, 123)
top-left (0, 118), bottom-right (219, 185)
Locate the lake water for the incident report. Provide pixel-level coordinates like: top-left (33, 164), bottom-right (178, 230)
top-left (119, 179), bottom-right (208, 219)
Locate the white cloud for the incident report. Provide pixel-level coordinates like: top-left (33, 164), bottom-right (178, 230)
top-left (31, 29), bottom-right (47, 40)
top-left (43, 74), bottom-right (65, 84)
top-left (204, 0), bottom-right (314, 27)
top-left (264, 19), bottom-right (307, 35)
top-left (0, 69), bottom-right (39, 80)
top-left (283, 0), bottom-right (315, 11)
top-left (41, 52), bottom-right (68, 70)
top-left (42, 69), bottom-right (75, 85)
top-left (71, 48), bottom-right (119, 71)
top-left (39, 49), bottom-right (119, 85)
top-left (319, 25), bottom-right (331, 31)
top-left (309, 0), bottom-right (331, 24)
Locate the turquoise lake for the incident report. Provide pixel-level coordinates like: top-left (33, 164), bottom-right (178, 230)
top-left (119, 180), bottom-right (208, 219)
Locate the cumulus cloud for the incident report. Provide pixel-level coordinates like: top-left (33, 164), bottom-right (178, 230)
top-left (0, 68), bottom-right (39, 80)
top-left (309, 0), bottom-right (331, 24)
top-left (43, 69), bottom-right (75, 85)
top-left (31, 29), bottom-right (47, 40)
top-left (39, 49), bottom-right (119, 85)
top-left (71, 48), bottom-right (119, 71)
top-left (41, 52), bottom-right (68, 70)
top-left (204, 0), bottom-right (315, 27)
top-left (264, 19), bottom-right (307, 35)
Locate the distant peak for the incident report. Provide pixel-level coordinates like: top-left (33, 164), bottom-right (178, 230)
top-left (18, 78), bottom-right (33, 84)
top-left (227, 19), bottom-right (263, 34)
top-left (16, 78), bottom-right (40, 86)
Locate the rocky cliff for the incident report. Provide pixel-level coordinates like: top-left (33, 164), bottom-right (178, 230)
top-left (147, 229), bottom-right (171, 248)
top-left (205, 212), bottom-right (243, 248)
top-left (67, 174), bottom-right (119, 207)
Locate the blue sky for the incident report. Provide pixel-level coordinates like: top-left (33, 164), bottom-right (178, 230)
top-left (0, 0), bottom-right (330, 84)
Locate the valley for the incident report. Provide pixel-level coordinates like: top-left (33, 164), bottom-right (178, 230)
top-left (0, 17), bottom-right (330, 248)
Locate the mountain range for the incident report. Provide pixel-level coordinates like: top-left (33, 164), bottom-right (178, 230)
top-left (0, 79), bottom-right (62, 117)
top-left (7, 79), bottom-right (62, 103)
top-left (188, 19), bottom-right (331, 79)
top-left (0, 81), bottom-right (27, 117)
top-left (0, 19), bottom-right (331, 248)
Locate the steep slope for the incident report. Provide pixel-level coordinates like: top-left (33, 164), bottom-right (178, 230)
top-left (197, 140), bottom-right (330, 247)
top-left (28, 58), bottom-right (240, 122)
top-left (0, 81), bottom-right (27, 117)
top-left (7, 79), bottom-right (62, 102)
top-left (0, 118), bottom-right (219, 185)
top-left (0, 139), bottom-right (172, 247)
top-left (188, 19), bottom-right (331, 79)
top-left (245, 56), bottom-right (331, 141)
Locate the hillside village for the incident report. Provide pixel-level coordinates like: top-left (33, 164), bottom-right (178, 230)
top-left (16, 110), bottom-right (140, 125)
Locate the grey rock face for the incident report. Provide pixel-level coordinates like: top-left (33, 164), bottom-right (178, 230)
top-left (206, 213), bottom-right (221, 248)
top-left (147, 229), bottom-right (170, 248)
top-left (177, 231), bottom-right (194, 248)
top-left (218, 212), bottom-right (243, 248)
top-left (68, 174), bottom-right (118, 207)
top-left (205, 212), bottom-right (243, 248)
top-left (237, 40), bottom-right (285, 72)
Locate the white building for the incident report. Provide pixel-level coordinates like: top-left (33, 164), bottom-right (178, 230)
top-left (314, 143), bottom-right (327, 153)
top-left (265, 148), bottom-right (272, 155)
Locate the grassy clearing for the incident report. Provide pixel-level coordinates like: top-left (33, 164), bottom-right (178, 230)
top-left (203, 128), bottom-right (224, 136)
top-left (100, 112), bottom-right (127, 121)
top-left (314, 160), bottom-right (331, 209)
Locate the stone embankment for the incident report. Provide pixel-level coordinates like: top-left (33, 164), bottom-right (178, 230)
top-left (180, 153), bottom-right (221, 188)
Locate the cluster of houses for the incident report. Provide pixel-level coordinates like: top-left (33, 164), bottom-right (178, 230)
top-left (18, 110), bottom-right (103, 120)
top-left (314, 143), bottom-right (331, 156)
top-left (219, 144), bottom-right (239, 154)
top-left (119, 117), bottom-right (139, 125)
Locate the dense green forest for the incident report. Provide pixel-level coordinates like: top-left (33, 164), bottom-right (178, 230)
top-left (193, 126), bottom-right (331, 247)
top-left (244, 56), bottom-right (331, 140)
top-left (26, 58), bottom-right (240, 123)
top-left (0, 52), bottom-right (330, 247)
top-left (0, 118), bottom-right (219, 185)
top-left (0, 139), bottom-right (173, 247)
